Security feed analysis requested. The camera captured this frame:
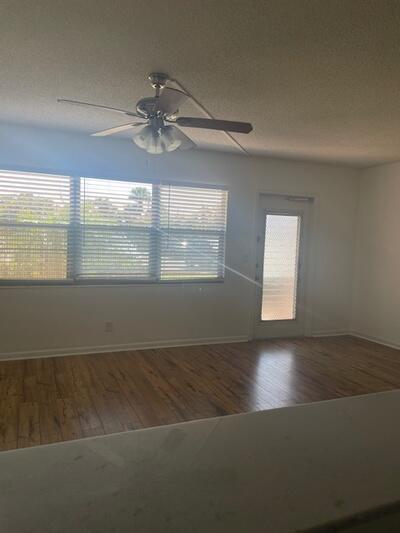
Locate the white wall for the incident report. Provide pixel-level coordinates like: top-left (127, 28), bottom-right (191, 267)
top-left (0, 124), bottom-right (360, 358)
top-left (352, 162), bottom-right (400, 348)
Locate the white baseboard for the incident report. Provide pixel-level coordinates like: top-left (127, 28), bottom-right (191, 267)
top-left (2, 331), bottom-right (398, 362)
top-left (312, 330), bottom-right (400, 351)
top-left (351, 332), bottom-right (400, 351)
top-left (311, 330), bottom-right (349, 338)
top-left (0, 335), bottom-right (250, 361)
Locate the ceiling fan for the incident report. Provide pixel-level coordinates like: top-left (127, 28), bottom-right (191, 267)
top-left (57, 73), bottom-right (253, 155)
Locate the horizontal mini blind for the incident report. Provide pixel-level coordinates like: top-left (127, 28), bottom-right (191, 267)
top-left (77, 178), bottom-right (156, 280)
top-left (0, 171), bottom-right (228, 283)
top-left (0, 171), bottom-right (71, 280)
top-left (159, 184), bottom-right (227, 280)
top-left (261, 214), bottom-right (301, 321)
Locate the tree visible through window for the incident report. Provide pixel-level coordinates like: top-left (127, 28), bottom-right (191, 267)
top-left (0, 171), bottom-right (228, 283)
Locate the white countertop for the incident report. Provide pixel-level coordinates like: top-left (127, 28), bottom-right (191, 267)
top-left (1, 390), bottom-right (400, 533)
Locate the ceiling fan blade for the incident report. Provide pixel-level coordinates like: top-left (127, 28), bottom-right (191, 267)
top-left (57, 98), bottom-right (139, 117)
top-left (171, 126), bottom-right (197, 151)
top-left (176, 117), bottom-right (253, 134)
top-left (91, 122), bottom-right (145, 137)
top-left (157, 88), bottom-right (188, 116)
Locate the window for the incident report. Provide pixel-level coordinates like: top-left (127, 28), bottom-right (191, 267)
top-left (0, 171), bottom-right (71, 281)
top-left (78, 178), bottom-right (155, 280)
top-left (159, 184), bottom-right (227, 280)
top-left (0, 171), bottom-right (228, 284)
top-left (261, 214), bottom-right (301, 321)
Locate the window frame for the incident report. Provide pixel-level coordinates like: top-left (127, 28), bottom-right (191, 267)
top-left (0, 172), bottom-right (228, 287)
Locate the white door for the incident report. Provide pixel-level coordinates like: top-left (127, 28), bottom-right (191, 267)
top-left (253, 194), bottom-right (312, 339)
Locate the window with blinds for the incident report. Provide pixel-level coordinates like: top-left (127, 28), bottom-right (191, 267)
top-left (78, 178), bottom-right (155, 280)
top-left (0, 170), bottom-right (228, 284)
top-left (159, 184), bottom-right (227, 280)
top-left (0, 171), bottom-right (71, 280)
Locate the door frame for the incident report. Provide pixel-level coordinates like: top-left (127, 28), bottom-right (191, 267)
top-left (248, 190), bottom-right (318, 340)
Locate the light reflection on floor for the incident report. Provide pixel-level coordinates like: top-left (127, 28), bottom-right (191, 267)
top-left (249, 349), bottom-right (295, 410)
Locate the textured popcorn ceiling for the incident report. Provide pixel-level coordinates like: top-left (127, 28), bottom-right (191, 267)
top-left (1, 0), bottom-right (400, 166)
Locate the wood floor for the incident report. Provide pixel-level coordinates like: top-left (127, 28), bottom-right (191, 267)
top-left (1, 335), bottom-right (400, 451)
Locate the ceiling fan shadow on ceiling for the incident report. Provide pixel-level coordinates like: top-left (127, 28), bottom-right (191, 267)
top-left (57, 72), bottom-right (253, 155)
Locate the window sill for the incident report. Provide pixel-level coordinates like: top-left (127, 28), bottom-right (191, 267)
top-left (0, 278), bottom-right (225, 289)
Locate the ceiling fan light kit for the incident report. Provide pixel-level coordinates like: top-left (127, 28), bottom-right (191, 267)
top-left (58, 73), bottom-right (253, 155)
top-left (133, 123), bottom-right (182, 154)
top-left (161, 125), bottom-right (183, 152)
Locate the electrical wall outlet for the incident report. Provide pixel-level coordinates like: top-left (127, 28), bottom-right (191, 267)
top-left (104, 321), bottom-right (113, 333)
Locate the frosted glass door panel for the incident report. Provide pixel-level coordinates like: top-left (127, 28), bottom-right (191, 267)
top-left (261, 214), bottom-right (301, 321)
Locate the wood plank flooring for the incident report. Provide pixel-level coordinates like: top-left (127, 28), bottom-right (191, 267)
top-left (1, 335), bottom-right (399, 451)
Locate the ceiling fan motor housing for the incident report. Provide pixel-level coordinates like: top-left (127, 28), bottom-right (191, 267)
top-left (136, 97), bottom-right (159, 118)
